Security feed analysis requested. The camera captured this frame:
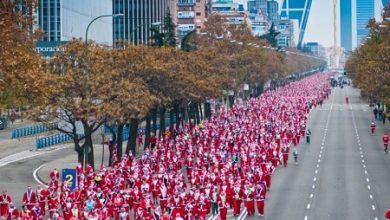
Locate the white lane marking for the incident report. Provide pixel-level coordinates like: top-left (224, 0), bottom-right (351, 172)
top-left (370, 194), bottom-right (373, 199)
top-left (372, 205), bottom-right (375, 211)
top-left (362, 159), bottom-right (365, 163)
top-left (33, 163), bottom-right (49, 187)
top-left (313, 177), bottom-right (317, 182)
top-left (304, 216), bottom-right (308, 220)
top-left (315, 170), bottom-right (318, 174)
top-left (307, 203), bottom-right (311, 209)
top-left (363, 164), bottom-right (366, 168)
top-left (366, 178), bottom-right (369, 183)
top-left (240, 210), bottom-right (248, 220)
top-left (310, 194), bottom-right (313, 198)
top-left (364, 170), bottom-right (367, 174)
top-left (312, 184), bottom-right (315, 189)
top-left (318, 159), bottom-right (321, 163)
top-left (368, 185), bottom-right (371, 190)
top-left (320, 150), bottom-right (322, 154)
top-left (237, 208), bottom-right (247, 220)
top-left (316, 164), bottom-right (320, 168)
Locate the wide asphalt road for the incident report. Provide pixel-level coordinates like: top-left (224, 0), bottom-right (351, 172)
top-left (1, 85), bottom-right (389, 219)
top-left (244, 85), bottom-right (390, 220)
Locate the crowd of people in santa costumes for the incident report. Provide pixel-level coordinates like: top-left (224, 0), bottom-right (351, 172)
top-left (0, 73), bottom-right (332, 220)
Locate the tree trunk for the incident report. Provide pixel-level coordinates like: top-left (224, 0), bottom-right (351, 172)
top-left (152, 108), bottom-right (157, 133)
top-left (182, 106), bottom-right (187, 128)
top-left (75, 140), bottom-right (84, 165)
top-left (198, 103), bottom-right (203, 121)
top-left (169, 108), bottom-right (174, 132)
top-left (204, 102), bottom-right (211, 119)
top-left (175, 104), bottom-right (180, 130)
top-left (83, 133), bottom-right (94, 170)
top-left (108, 126), bottom-right (117, 166)
top-left (159, 107), bottom-right (166, 137)
top-left (126, 118), bottom-right (139, 156)
top-left (194, 102), bottom-right (200, 124)
top-left (144, 114), bottom-right (151, 149)
top-left (117, 123), bottom-right (124, 159)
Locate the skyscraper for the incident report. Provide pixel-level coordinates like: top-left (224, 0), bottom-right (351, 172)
top-left (340, 0), bottom-right (383, 50)
top-left (280, 0), bottom-right (313, 48)
top-left (340, 0), bottom-right (353, 51)
top-left (356, 0), bottom-right (375, 45)
top-left (267, 0), bottom-right (279, 24)
top-left (247, 0), bottom-right (267, 14)
top-left (37, 0), bottom-right (112, 44)
top-left (113, 0), bottom-right (170, 45)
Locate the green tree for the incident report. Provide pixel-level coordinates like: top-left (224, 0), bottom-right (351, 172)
top-left (181, 30), bottom-right (196, 52)
top-left (163, 9), bottom-right (176, 47)
top-left (259, 23), bottom-right (280, 48)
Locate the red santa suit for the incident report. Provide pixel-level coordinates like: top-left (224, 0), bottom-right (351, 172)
top-left (22, 189), bottom-right (36, 210)
top-left (255, 185), bottom-right (266, 216)
top-left (7, 205), bottom-right (19, 220)
top-left (50, 169), bottom-right (60, 180)
top-left (218, 200), bottom-right (229, 220)
top-left (243, 188), bottom-right (255, 216)
top-left (281, 146), bottom-right (290, 167)
top-left (0, 192), bottom-right (12, 216)
top-left (232, 186), bottom-right (243, 216)
top-left (36, 188), bottom-right (48, 216)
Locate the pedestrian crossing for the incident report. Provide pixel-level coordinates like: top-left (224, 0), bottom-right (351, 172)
top-left (316, 104), bottom-right (370, 112)
top-left (206, 205), bottom-right (247, 220)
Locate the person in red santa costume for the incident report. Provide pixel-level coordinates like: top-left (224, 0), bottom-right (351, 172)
top-left (243, 184), bottom-right (255, 216)
top-left (7, 202), bottom-right (19, 220)
top-left (50, 168), bottom-right (60, 180)
top-left (22, 186), bottom-right (36, 210)
top-left (232, 183), bottom-right (243, 217)
top-left (35, 185), bottom-right (48, 217)
top-left (48, 192), bottom-right (60, 218)
top-left (255, 182), bottom-right (266, 217)
top-left (281, 145), bottom-right (290, 167)
top-left (31, 202), bottom-right (43, 220)
top-left (0, 190), bottom-right (12, 217)
top-left (218, 195), bottom-right (229, 220)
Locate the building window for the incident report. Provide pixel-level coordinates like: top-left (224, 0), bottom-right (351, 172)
top-left (196, 12), bottom-right (201, 16)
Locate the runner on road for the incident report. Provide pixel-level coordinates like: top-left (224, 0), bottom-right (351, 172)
top-left (383, 133), bottom-right (389, 154)
top-left (370, 121), bottom-right (376, 135)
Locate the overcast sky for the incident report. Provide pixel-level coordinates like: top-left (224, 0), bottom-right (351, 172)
top-left (303, 0), bottom-right (334, 47)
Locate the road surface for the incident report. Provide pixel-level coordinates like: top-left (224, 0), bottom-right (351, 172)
top-left (244, 86), bottom-right (390, 220)
top-left (0, 85), bottom-right (389, 220)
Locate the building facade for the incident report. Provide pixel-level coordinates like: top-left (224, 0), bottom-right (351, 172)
top-left (174, 0), bottom-right (206, 39)
top-left (113, 0), bottom-right (170, 45)
top-left (356, 0), bottom-right (375, 45)
top-left (340, 0), bottom-right (383, 51)
top-left (249, 11), bottom-right (271, 36)
top-left (280, 0), bottom-right (313, 48)
top-left (267, 0), bottom-right (279, 24)
top-left (37, 0), bottom-right (113, 44)
top-left (277, 19), bottom-right (294, 48)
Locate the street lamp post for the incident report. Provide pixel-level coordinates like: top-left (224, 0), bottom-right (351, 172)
top-left (82, 14), bottom-right (123, 170)
top-left (85, 14), bottom-right (124, 44)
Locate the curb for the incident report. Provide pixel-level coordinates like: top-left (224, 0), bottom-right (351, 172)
top-left (33, 163), bottom-right (49, 187)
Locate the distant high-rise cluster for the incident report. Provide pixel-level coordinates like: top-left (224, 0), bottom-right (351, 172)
top-left (340, 0), bottom-right (385, 51)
